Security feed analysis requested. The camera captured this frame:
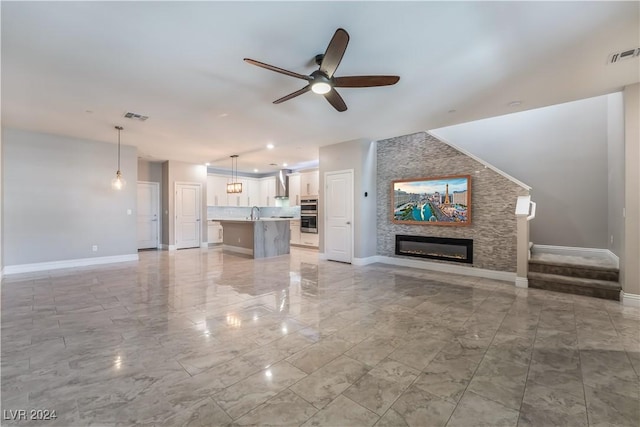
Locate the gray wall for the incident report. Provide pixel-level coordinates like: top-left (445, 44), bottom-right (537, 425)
top-left (623, 83), bottom-right (640, 296)
top-left (0, 127), bottom-right (3, 270)
top-left (138, 159), bottom-right (163, 184)
top-left (377, 132), bottom-right (529, 273)
top-left (432, 95), bottom-right (611, 249)
top-left (607, 92), bottom-right (625, 258)
top-left (138, 159), bottom-right (164, 245)
top-left (162, 161), bottom-right (170, 246)
top-left (2, 128), bottom-right (137, 266)
top-left (319, 139), bottom-right (378, 259)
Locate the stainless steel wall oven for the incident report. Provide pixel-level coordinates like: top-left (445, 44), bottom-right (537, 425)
top-left (300, 198), bottom-right (318, 233)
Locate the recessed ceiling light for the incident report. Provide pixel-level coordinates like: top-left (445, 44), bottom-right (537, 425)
top-left (283, 163), bottom-right (288, 167)
top-left (218, 113), bottom-right (228, 118)
top-left (508, 101), bottom-right (522, 107)
top-left (205, 162), bottom-right (210, 166)
top-left (253, 168), bottom-right (259, 173)
top-left (267, 143), bottom-right (274, 149)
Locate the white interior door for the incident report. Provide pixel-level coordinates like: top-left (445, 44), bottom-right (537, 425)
top-left (325, 170), bottom-right (353, 263)
top-left (137, 182), bottom-right (160, 249)
top-left (175, 182), bottom-right (201, 249)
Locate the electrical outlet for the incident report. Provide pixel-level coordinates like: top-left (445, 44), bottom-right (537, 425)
top-left (127, 209), bottom-right (132, 215)
top-left (238, 238), bottom-right (241, 243)
top-left (610, 235), bottom-right (614, 244)
top-left (92, 245), bottom-right (98, 252)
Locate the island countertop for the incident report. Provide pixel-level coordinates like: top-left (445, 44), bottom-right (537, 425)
top-left (207, 217), bottom-right (295, 222)
top-left (214, 218), bottom-right (290, 258)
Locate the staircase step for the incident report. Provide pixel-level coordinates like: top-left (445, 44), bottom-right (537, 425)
top-left (528, 259), bottom-right (619, 281)
top-left (528, 272), bottom-right (621, 301)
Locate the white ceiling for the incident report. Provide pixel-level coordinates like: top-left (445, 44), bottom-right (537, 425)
top-left (2, 1), bottom-right (638, 174)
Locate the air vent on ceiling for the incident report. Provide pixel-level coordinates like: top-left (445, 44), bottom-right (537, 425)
top-left (123, 112), bottom-right (149, 121)
top-left (608, 48), bottom-right (640, 64)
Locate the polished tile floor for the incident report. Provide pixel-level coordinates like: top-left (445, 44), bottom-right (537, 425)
top-left (1, 247), bottom-right (639, 426)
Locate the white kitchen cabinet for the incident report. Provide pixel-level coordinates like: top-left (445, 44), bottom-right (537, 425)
top-left (207, 175), bottom-right (229, 206)
top-left (300, 232), bottom-right (319, 248)
top-left (259, 177), bottom-right (276, 207)
top-left (290, 220), bottom-right (301, 245)
top-left (300, 170), bottom-right (319, 197)
top-left (246, 178), bottom-right (260, 207)
top-left (230, 178), bottom-right (250, 207)
top-left (288, 174), bottom-right (301, 206)
top-left (207, 221), bottom-right (223, 244)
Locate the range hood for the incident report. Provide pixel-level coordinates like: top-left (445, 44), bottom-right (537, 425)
top-left (275, 169), bottom-right (291, 199)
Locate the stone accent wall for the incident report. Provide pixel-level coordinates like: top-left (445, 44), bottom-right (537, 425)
top-left (377, 132), bottom-right (529, 272)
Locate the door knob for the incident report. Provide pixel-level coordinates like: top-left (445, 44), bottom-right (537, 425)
top-left (346, 221), bottom-right (351, 225)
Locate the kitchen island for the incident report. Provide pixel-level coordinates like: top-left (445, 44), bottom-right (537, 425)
top-left (211, 218), bottom-right (291, 259)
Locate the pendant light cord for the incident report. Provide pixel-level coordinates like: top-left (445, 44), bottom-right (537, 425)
top-left (115, 125), bottom-right (123, 172)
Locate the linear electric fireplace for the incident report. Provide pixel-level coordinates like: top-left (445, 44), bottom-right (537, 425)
top-left (395, 235), bottom-right (473, 264)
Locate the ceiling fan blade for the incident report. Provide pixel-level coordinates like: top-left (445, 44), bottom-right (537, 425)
top-left (273, 86), bottom-right (311, 104)
top-left (244, 58), bottom-right (311, 81)
top-left (320, 28), bottom-right (349, 78)
top-left (334, 75), bottom-right (400, 88)
top-left (324, 88), bottom-right (347, 112)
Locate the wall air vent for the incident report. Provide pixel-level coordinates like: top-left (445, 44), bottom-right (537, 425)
top-left (608, 48), bottom-right (640, 64)
top-left (123, 112), bottom-right (149, 121)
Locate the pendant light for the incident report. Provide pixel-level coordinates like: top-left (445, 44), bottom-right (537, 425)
top-left (226, 155), bottom-right (243, 194)
top-left (111, 126), bottom-right (126, 190)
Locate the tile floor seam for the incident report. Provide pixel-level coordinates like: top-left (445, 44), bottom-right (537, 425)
top-left (571, 301), bottom-right (592, 427)
top-left (514, 302), bottom-right (543, 427)
top-left (445, 296), bottom-right (524, 421)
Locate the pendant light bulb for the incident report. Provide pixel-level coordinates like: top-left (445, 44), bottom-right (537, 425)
top-left (112, 170), bottom-right (126, 190)
top-left (112, 126), bottom-right (126, 190)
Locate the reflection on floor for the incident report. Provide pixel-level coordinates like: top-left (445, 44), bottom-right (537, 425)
top-left (1, 247), bottom-right (639, 426)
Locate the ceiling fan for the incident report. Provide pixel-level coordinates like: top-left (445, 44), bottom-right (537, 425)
top-left (244, 28), bottom-right (400, 112)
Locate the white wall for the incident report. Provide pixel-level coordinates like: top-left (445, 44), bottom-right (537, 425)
top-left (2, 128), bottom-right (138, 266)
top-left (432, 94), bottom-right (612, 249)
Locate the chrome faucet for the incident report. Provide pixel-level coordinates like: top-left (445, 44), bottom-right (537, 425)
top-left (250, 206), bottom-right (261, 221)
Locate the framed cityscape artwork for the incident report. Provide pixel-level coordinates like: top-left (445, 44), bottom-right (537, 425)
top-left (391, 175), bottom-right (471, 226)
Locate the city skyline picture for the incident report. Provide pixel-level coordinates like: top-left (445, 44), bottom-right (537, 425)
top-left (392, 175), bottom-right (471, 226)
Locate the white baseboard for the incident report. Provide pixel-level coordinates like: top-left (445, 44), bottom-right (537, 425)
top-left (352, 256), bottom-right (380, 266)
top-left (3, 254), bottom-right (139, 275)
top-left (532, 245), bottom-right (619, 268)
top-left (375, 255), bottom-right (516, 282)
top-left (317, 252), bottom-right (328, 260)
top-left (161, 244), bottom-right (177, 251)
top-left (222, 245), bottom-right (253, 256)
top-left (200, 242), bottom-right (209, 248)
top-left (515, 277), bottom-right (529, 288)
top-left (621, 291), bottom-right (640, 307)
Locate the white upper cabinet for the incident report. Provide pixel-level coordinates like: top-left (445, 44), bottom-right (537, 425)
top-left (208, 174), bottom-right (261, 207)
top-left (207, 175), bottom-right (229, 206)
top-left (259, 177), bottom-right (276, 206)
top-left (288, 174), bottom-right (301, 206)
top-left (300, 170), bottom-right (319, 197)
top-left (246, 178), bottom-right (260, 207)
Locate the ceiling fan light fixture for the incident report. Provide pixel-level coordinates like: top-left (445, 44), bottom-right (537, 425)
top-left (311, 82), bottom-right (332, 94)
